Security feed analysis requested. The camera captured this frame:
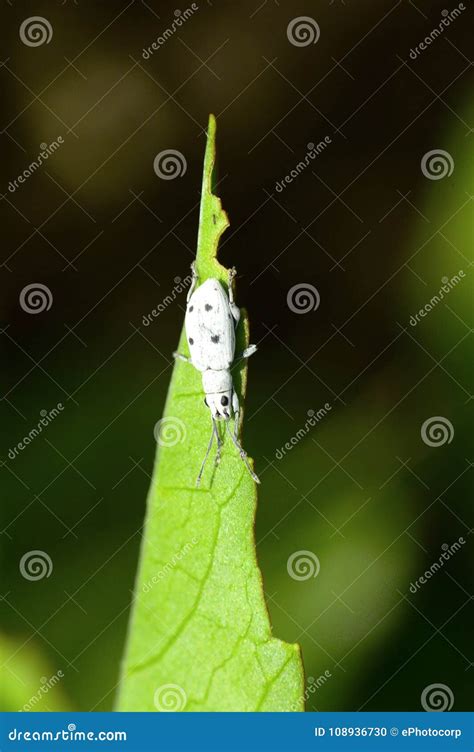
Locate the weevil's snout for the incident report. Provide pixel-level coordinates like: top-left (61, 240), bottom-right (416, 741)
top-left (204, 392), bottom-right (232, 420)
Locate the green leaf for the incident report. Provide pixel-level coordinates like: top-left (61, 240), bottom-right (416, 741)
top-left (117, 114), bottom-right (304, 712)
top-left (0, 635), bottom-right (72, 712)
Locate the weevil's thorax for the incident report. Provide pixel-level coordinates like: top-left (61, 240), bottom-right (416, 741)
top-left (202, 368), bottom-right (232, 395)
top-left (202, 369), bottom-right (233, 420)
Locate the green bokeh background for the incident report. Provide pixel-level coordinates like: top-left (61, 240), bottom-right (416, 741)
top-left (1, 0), bottom-right (472, 712)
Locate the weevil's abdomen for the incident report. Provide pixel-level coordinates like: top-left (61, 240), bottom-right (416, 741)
top-left (185, 278), bottom-right (236, 371)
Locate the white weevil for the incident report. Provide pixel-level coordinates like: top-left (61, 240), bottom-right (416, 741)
top-left (173, 262), bottom-right (259, 486)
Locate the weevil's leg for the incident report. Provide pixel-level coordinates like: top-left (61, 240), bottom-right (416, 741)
top-left (232, 390), bottom-right (240, 438)
top-left (230, 304), bottom-right (240, 327)
top-left (234, 344), bottom-right (257, 365)
top-left (196, 421), bottom-right (215, 486)
top-left (187, 261), bottom-right (199, 303)
top-left (227, 266), bottom-right (240, 326)
top-left (241, 344), bottom-right (257, 359)
top-left (225, 422), bottom-right (260, 484)
top-left (173, 351), bottom-right (192, 364)
top-left (228, 266), bottom-right (237, 295)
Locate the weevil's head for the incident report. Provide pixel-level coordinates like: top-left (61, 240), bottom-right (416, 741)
top-left (202, 370), bottom-right (233, 421)
top-left (204, 391), bottom-right (233, 420)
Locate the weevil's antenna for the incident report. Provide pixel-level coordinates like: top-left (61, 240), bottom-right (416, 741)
top-left (225, 422), bottom-right (261, 484)
top-left (196, 417), bottom-right (220, 486)
top-left (214, 419), bottom-right (223, 466)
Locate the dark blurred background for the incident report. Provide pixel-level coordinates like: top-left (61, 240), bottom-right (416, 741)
top-left (1, 0), bottom-right (472, 712)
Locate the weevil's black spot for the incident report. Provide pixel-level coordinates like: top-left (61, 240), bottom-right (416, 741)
top-left (211, 335), bottom-right (220, 343)
top-left (221, 395), bottom-right (229, 406)
top-left (189, 337), bottom-right (194, 345)
top-left (212, 214), bottom-right (217, 225)
top-left (189, 305), bottom-right (193, 312)
top-left (204, 303), bottom-right (213, 311)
